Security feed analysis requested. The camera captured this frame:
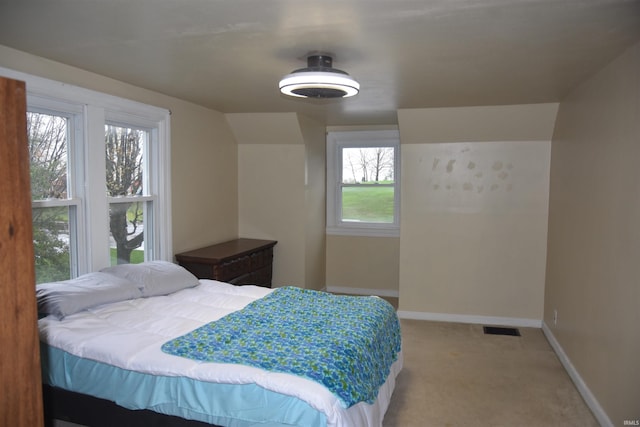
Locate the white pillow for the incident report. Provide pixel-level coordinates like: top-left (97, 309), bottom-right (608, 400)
top-left (100, 260), bottom-right (199, 297)
top-left (36, 272), bottom-right (143, 319)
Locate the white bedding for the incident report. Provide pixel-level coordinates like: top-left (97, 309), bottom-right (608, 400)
top-left (39, 280), bottom-right (402, 427)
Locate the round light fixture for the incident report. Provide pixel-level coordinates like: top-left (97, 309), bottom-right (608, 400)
top-left (279, 54), bottom-right (360, 99)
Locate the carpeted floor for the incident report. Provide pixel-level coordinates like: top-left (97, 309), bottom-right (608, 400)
top-left (383, 318), bottom-right (599, 427)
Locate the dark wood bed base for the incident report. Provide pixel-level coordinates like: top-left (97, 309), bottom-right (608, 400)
top-left (42, 385), bottom-right (221, 427)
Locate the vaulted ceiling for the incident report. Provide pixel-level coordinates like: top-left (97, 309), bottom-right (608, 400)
top-left (1, 0), bottom-right (639, 126)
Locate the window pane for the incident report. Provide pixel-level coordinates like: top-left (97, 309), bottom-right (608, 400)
top-left (342, 147), bottom-right (394, 184)
top-left (27, 112), bottom-right (69, 200)
top-left (105, 124), bottom-right (146, 196)
top-left (32, 207), bottom-right (71, 284)
top-left (109, 201), bottom-right (146, 266)
top-left (341, 186), bottom-right (395, 223)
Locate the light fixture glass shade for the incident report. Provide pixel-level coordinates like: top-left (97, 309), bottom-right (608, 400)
top-left (279, 71), bottom-right (360, 98)
top-left (279, 54), bottom-right (360, 99)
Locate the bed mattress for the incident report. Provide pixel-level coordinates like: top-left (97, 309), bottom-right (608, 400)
top-left (39, 280), bottom-right (402, 427)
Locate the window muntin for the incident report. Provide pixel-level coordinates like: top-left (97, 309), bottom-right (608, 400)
top-left (327, 130), bottom-right (400, 237)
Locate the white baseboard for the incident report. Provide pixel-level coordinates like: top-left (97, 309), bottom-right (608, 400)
top-left (325, 286), bottom-right (399, 298)
top-left (396, 310), bottom-right (542, 328)
top-left (541, 322), bottom-right (612, 427)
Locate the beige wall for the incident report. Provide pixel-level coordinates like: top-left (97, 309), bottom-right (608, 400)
top-left (299, 115), bottom-right (327, 291)
top-left (0, 45), bottom-right (239, 256)
top-left (545, 41), bottom-right (640, 425)
top-left (229, 113), bottom-right (325, 289)
top-left (326, 235), bottom-right (400, 295)
top-left (397, 104), bottom-right (558, 322)
top-left (170, 105), bottom-right (238, 253)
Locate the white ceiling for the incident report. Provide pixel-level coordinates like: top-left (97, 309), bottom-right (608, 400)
top-left (1, 0), bottom-right (639, 126)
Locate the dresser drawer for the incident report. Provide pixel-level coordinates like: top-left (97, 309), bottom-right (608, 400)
top-left (250, 248), bottom-right (273, 269)
top-left (250, 265), bottom-right (274, 287)
top-left (176, 261), bottom-right (215, 279)
top-left (214, 256), bottom-right (251, 282)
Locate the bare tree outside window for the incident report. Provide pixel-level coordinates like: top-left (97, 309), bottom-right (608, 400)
top-left (372, 147), bottom-right (394, 182)
top-left (28, 113), bottom-right (68, 199)
top-left (342, 147), bottom-right (394, 184)
top-left (105, 125), bottom-right (146, 265)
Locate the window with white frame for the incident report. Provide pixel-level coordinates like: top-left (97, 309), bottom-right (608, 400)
top-left (4, 68), bottom-right (172, 284)
top-left (326, 130), bottom-right (400, 237)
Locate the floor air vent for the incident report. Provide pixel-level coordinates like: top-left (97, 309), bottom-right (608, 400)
top-left (483, 326), bottom-right (521, 336)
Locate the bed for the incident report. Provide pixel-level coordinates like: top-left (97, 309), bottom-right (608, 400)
top-left (37, 261), bottom-right (402, 427)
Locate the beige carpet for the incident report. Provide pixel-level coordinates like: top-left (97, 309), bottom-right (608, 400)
top-left (383, 319), bottom-right (599, 427)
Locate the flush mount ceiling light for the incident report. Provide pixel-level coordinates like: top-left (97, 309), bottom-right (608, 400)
top-left (279, 54), bottom-right (360, 99)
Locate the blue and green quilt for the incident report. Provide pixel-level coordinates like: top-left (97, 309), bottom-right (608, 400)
top-left (161, 286), bottom-right (401, 408)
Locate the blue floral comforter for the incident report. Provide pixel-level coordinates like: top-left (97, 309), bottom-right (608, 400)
top-left (161, 286), bottom-right (401, 408)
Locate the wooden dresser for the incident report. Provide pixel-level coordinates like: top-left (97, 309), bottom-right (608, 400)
top-left (175, 238), bottom-right (277, 287)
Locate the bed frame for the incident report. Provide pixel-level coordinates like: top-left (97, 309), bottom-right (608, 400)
top-left (42, 385), bottom-right (221, 427)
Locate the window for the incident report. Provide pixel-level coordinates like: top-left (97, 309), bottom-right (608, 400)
top-left (3, 67), bottom-right (172, 283)
top-left (28, 105), bottom-right (82, 282)
top-left (327, 130), bottom-right (400, 237)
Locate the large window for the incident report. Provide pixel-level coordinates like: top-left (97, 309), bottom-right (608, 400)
top-left (327, 130), bottom-right (400, 237)
top-left (5, 68), bottom-right (172, 284)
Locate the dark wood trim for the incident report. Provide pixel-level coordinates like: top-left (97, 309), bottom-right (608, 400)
top-left (1, 76), bottom-right (44, 427)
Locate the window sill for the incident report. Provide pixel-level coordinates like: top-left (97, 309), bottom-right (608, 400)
top-left (326, 226), bottom-right (400, 238)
